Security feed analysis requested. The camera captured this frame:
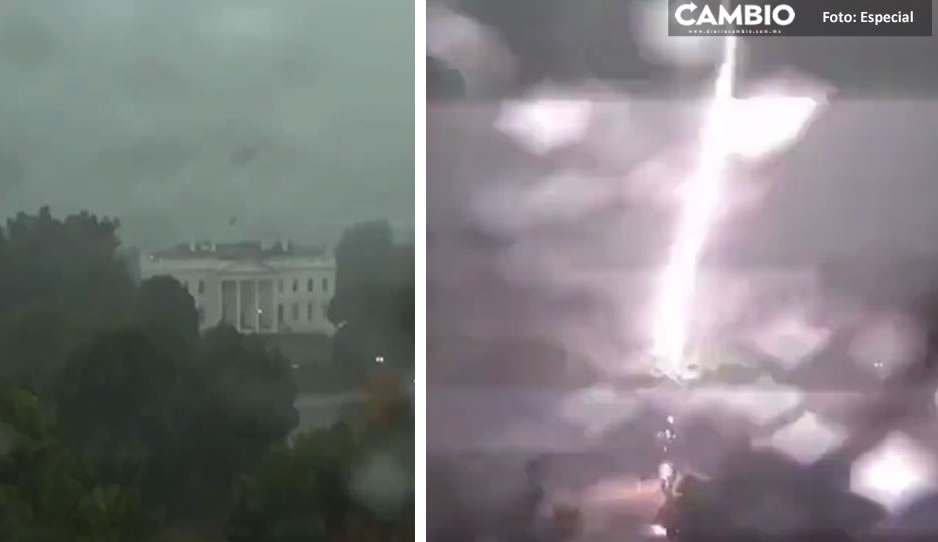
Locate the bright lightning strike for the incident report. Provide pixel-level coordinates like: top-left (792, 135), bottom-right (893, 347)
top-left (647, 39), bottom-right (829, 382)
top-left (650, 35), bottom-right (739, 381)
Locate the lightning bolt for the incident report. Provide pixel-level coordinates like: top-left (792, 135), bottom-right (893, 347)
top-left (650, 35), bottom-right (739, 381)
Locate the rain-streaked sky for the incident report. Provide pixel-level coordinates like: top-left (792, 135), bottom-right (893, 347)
top-left (0, 0), bottom-right (414, 247)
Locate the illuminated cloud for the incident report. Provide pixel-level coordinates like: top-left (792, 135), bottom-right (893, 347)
top-left (495, 96), bottom-right (594, 155)
top-left (848, 313), bottom-right (924, 376)
top-left (748, 309), bottom-right (831, 370)
top-left (427, 5), bottom-right (515, 94)
top-left (629, 0), bottom-right (723, 67)
top-left (852, 433), bottom-right (938, 511)
top-left (727, 96), bottom-right (825, 160)
top-left (760, 411), bottom-right (845, 463)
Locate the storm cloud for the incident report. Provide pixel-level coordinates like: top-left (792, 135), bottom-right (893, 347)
top-left (0, 0), bottom-right (414, 247)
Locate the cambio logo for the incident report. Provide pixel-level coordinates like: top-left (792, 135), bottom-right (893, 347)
top-left (674, 2), bottom-right (796, 27)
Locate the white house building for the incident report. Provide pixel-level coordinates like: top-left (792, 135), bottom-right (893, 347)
top-left (139, 241), bottom-right (336, 335)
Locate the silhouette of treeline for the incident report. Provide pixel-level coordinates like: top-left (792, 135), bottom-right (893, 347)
top-left (0, 207), bottom-right (414, 542)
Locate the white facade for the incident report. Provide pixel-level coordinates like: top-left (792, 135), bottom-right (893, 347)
top-left (140, 242), bottom-right (336, 335)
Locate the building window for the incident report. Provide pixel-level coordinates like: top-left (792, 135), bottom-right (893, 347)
top-left (277, 304), bottom-right (284, 324)
top-left (291, 303), bottom-right (299, 321)
top-left (307, 278), bottom-right (313, 292)
top-left (292, 279), bottom-right (298, 292)
top-left (321, 277), bottom-right (329, 292)
top-left (198, 280), bottom-right (205, 294)
top-left (307, 302), bottom-right (313, 320)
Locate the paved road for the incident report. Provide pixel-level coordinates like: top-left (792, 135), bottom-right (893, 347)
top-left (294, 392), bottom-right (367, 432)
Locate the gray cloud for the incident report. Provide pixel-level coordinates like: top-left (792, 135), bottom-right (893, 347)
top-left (0, 0), bottom-right (414, 247)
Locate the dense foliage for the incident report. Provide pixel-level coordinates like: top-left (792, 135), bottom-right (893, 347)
top-left (329, 221), bottom-right (415, 374)
top-left (0, 208), bottom-right (414, 541)
top-left (229, 392), bottom-right (414, 542)
top-left (0, 382), bottom-right (151, 542)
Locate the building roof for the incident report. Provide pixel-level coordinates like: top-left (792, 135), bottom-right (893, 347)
top-left (150, 240), bottom-right (328, 261)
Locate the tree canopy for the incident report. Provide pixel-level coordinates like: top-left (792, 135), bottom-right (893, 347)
top-left (0, 381), bottom-right (150, 542)
top-left (229, 381), bottom-right (414, 542)
top-left (0, 206), bottom-right (134, 323)
top-left (427, 54), bottom-right (466, 100)
top-left (329, 220), bottom-right (415, 373)
top-left (134, 275), bottom-right (201, 349)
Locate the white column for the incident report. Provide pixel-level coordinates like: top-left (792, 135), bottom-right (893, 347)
top-left (219, 281), bottom-right (225, 327)
top-left (235, 279), bottom-right (242, 332)
top-left (271, 279), bottom-right (277, 331)
top-left (254, 280), bottom-right (261, 331)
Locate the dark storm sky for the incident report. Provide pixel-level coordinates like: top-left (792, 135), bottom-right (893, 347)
top-left (0, 0), bottom-right (414, 248)
top-left (432, 0), bottom-right (938, 260)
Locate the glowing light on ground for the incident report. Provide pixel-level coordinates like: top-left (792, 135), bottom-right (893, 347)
top-left (649, 35), bottom-right (739, 380)
top-left (851, 433), bottom-right (937, 511)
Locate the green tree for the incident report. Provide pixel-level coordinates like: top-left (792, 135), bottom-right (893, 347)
top-left (0, 207), bottom-right (136, 396)
top-left (0, 305), bottom-right (96, 398)
top-left (328, 221), bottom-right (414, 372)
top-left (228, 425), bottom-right (358, 542)
top-left (228, 396), bottom-right (413, 542)
top-left (0, 381), bottom-right (150, 542)
top-left (171, 326), bottom-right (299, 521)
top-left (134, 276), bottom-right (200, 351)
top-left (55, 327), bottom-right (182, 513)
top-left (55, 323), bottom-right (299, 526)
top-left (391, 244), bottom-right (415, 368)
top-left (328, 221), bottom-right (396, 328)
top-left (0, 206), bottom-right (414, 540)
top-left (427, 54), bottom-right (466, 100)
top-left (0, 207), bottom-right (134, 323)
